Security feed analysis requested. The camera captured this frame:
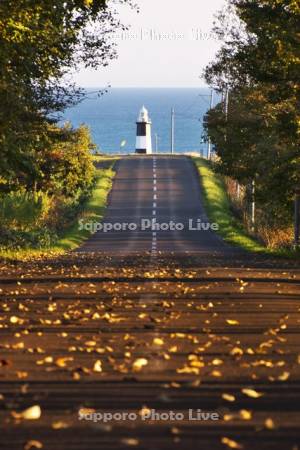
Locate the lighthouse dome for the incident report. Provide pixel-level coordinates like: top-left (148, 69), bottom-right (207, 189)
top-left (137, 105), bottom-right (151, 123)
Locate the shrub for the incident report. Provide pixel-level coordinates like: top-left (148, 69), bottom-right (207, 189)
top-left (0, 191), bottom-right (53, 231)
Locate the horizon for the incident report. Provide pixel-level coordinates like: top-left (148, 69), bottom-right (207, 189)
top-left (79, 86), bottom-right (211, 89)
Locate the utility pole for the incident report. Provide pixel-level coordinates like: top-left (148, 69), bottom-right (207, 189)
top-left (207, 89), bottom-right (214, 159)
top-left (224, 85), bottom-right (229, 144)
top-left (250, 179), bottom-right (256, 233)
top-left (171, 107), bottom-right (175, 154)
top-left (155, 133), bottom-right (159, 154)
top-left (200, 138), bottom-right (205, 158)
top-left (224, 86), bottom-right (229, 121)
top-left (294, 187), bottom-right (300, 249)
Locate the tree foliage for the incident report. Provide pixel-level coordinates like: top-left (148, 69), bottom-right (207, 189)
top-left (0, 0), bottom-right (131, 187)
top-left (204, 0), bottom-right (300, 229)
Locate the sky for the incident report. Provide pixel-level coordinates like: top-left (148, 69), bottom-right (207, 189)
top-left (74, 0), bottom-right (227, 88)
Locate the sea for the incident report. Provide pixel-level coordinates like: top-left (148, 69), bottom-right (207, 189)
top-left (61, 88), bottom-right (213, 155)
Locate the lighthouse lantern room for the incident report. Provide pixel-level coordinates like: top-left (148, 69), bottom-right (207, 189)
top-left (135, 106), bottom-right (152, 154)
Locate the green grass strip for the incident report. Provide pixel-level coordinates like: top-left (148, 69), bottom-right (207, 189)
top-left (193, 157), bottom-right (267, 253)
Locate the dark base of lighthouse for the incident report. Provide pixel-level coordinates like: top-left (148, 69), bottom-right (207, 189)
top-left (135, 149), bottom-right (147, 154)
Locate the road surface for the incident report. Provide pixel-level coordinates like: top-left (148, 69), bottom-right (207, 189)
top-left (1, 156), bottom-right (300, 450)
top-left (79, 155), bottom-right (239, 256)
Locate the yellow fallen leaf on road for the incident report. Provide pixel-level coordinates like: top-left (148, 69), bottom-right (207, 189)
top-left (10, 316), bottom-right (22, 324)
top-left (241, 388), bottom-right (264, 398)
top-left (239, 410), bottom-right (252, 420)
top-left (222, 393), bottom-right (236, 402)
top-left (132, 358), bottom-right (148, 372)
top-left (265, 418), bottom-right (276, 429)
top-left (177, 365), bottom-right (200, 375)
top-left (212, 358), bottom-right (223, 366)
top-left (85, 341), bottom-right (97, 347)
top-left (12, 405), bottom-right (41, 420)
top-left (153, 338), bottom-right (164, 346)
top-left (55, 357), bottom-right (73, 368)
top-left (221, 437), bottom-right (243, 448)
top-left (278, 371), bottom-right (290, 381)
top-left (139, 406), bottom-right (151, 417)
top-left (52, 421), bottom-right (69, 429)
top-left (93, 360), bottom-right (103, 373)
top-left (190, 360), bottom-right (205, 368)
top-left (226, 320), bottom-right (240, 325)
top-left (230, 347), bottom-right (243, 356)
top-left (120, 438), bottom-right (139, 446)
top-left (78, 407), bottom-right (96, 415)
top-left (211, 370), bottom-right (222, 377)
top-left (24, 440), bottom-right (43, 450)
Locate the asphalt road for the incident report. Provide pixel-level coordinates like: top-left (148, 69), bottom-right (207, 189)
top-left (79, 155), bottom-right (239, 256)
top-left (1, 156), bottom-right (300, 450)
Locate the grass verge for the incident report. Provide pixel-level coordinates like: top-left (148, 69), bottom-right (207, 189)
top-left (193, 157), bottom-right (300, 258)
top-left (0, 156), bottom-right (118, 261)
top-left (193, 157), bottom-right (270, 253)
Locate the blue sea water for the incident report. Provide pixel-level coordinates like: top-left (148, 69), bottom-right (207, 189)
top-left (62, 88), bottom-right (212, 154)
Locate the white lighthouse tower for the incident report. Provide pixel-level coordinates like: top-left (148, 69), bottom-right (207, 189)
top-left (135, 106), bottom-right (152, 154)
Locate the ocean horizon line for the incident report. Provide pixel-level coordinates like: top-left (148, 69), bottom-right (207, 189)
top-left (79, 86), bottom-right (210, 90)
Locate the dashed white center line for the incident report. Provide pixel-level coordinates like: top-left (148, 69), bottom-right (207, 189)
top-left (151, 157), bottom-right (158, 256)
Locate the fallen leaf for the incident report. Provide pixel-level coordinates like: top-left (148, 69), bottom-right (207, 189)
top-left (78, 407), bottom-right (96, 415)
top-left (24, 441), bottom-right (43, 450)
top-left (10, 316), bottom-right (21, 324)
top-left (265, 418), bottom-right (276, 429)
top-left (176, 365), bottom-right (200, 375)
top-left (222, 393), bottom-right (236, 402)
top-left (226, 320), bottom-right (240, 326)
top-left (55, 357), bottom-right (73, 368)
top-left (139, 406), bottom-right (151, 417)
top-left (230, 347), bottom-right (243, 356)
top-left (12, 405), bottom-right (41, 420)
top-left (132, 358), bottom-right (148, 372)
top-left (93, 360), bottom-right (103, 373)
top-left (52, 421), bottom-right (69, 429)
top-left (239, 409), bottom-right (252, 420)
top-left (278, 371), bottom-right (290, 381)
top-left (153, 338), bottom-right (164, 346)
top-left (241, 388), bottom-right (264, 398)
top-left (221, 437), bottom-right (243, 449)
top-left (120, 438), bottom-right (139, 446)
top-left (211, 370), bottom-right (222, 377)
top-left (212, 358), bottom-right (223, 366)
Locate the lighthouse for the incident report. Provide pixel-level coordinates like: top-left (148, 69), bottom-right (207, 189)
top-left (135, 106), bottom-right (152, 154)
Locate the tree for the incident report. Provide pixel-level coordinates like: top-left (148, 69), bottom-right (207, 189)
top-left (204, 0), bottom-right (300, 230)
top-left (0, 0), bottom-right (133, 187)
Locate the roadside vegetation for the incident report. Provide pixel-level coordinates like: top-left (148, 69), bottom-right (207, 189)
top-left (194, 157), bottom-right (266, 252)
top-left (194, 157), bottom-right (300, 258)
top-left (203, 0), bottom-right (299, 251)
top-left (0, 1), bottom-right (131, 259)
top-left (0, 156), bottom-right (117, 260)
